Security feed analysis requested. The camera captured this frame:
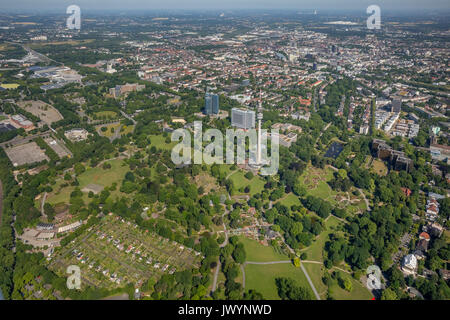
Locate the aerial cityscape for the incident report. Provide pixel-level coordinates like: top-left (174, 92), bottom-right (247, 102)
top-left (0, 0), bottom-right (449, 305)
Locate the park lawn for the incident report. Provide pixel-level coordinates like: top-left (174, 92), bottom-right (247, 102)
top-left (299, 165), bottom-right (337, 203)
top-left (120, 125), bottom-right (134, 135)
top-left (97, 123), bottom-right (121, 138)
top-left (277, 193), bottom-right (301, 207)
top-left (77, 159), bottom-right (128, 187)
top-left (302, 216), bottom-right (342, 262)
top-left (445, 230), bottom-right (450, 244)
top-left (238, 236), bottom-right (289, 262)
top-left (302, 262), bottom-right (328, 299)
top-left (229, 170), bottom-right (265, 196)
top-left (370, 159), bottom-right (388, 176)
top-left (328, 274), bottom-right (373, 300)
top-left (0, 115), bottom-right (7, 121)
top-left (193, 172), bottom-right (224, 194)
top-left (218, 164), bottom-right (233, 177)
top-left (47, 159), bottom-right (129, 205)
top-left (149, 134), bottom-right (177, 151)
top-left (95, 111), bottom-right (117, 119)
top-left (244, 263), bottom-right (315, 300)
top-left (0, 83), bottom-right (20, 89)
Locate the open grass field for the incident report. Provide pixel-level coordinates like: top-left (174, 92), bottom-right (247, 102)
top-left (328, 274), bottom-right (373, 300)
top-left (120, 125), bottom-right (134, 135)
top-left (445, 230), bottom-right (450, 244)
top-left (47, 159), bottom-right (129, 206)
top-left (302, 262), bottom-right (373, 300)
top-left (302, 262), bottom-right (328, 299)
top-left (276, 193), bottom-right (301, 207)
top-left (244, 263), bottom-right (315, 300)
top-left (302, 216), bottom-right (342, 262)
top-left (238, 236), bottom-right (288, 262)
top-left (365, 156), bottom-right (388, 176)
top-left (193, 172), bottom-right (224, 195)
top-left (0, 83), bottom-right (20, 89)
top-left (149, 134), bottom-right (177, 151)
top-left (94, 111), bottom-right (118, 119)
top-left (229, 170), bottom-right (265, 196)
top-left (78, 159), bottom-right (128, 188)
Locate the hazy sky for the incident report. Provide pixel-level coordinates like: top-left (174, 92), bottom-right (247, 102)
top-left (1, 0), bottom-right (449, 12)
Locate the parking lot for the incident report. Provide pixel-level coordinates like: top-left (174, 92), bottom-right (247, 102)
top-left (4, 142), bottom-right (49, 167)
top-left (44, 137), bottom-right (70, 158)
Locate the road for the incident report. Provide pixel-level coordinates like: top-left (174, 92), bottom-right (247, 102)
top-left (22, 44), bottom-right (62, 66)
top-left (120, 110), bottom-right (137, 125)
top-left (0, 130), bottom-right (52, 148)
top-left (358, 188), bottom-right (371, 212)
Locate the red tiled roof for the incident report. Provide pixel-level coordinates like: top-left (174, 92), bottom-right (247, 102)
top-left (419, 232), bottom-right (430, 240)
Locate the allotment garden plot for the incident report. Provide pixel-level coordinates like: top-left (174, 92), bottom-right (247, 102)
top-left (48, 214), bottom-right (202, 290)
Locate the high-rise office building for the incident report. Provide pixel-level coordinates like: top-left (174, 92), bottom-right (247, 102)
top-left (204, 92), bottom-right (219, 115)
top-left (212, 94), bottom-right (219, 114)
top-left (231, 108), bottom-right (255, 129)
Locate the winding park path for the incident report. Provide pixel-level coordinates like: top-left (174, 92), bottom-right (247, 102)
top-left (358, 188), bottom-right (371, 212)
top-left (211, 209), bottom-right (230, 293)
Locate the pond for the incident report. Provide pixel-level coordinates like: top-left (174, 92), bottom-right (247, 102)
top-left (324, 141), bottom-right (344, 159)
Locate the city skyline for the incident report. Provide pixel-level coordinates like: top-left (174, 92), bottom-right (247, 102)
top-left (1, 0), bottom-right (450, 12)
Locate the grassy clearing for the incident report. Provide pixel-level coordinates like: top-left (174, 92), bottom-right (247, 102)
top-left (229, 170), bottom-right (265, 196)
top-left (365, 156), bottom-right (388, 176)
top-left (47, 159), bottom-right (129, 205)
top-left (120, 125), bottom-right (134, 135)
top-left (238, 236), bottom-right (289, 262)
top-left (193, 172), bottom-right (224, 195)
top-left (94, 111), bottom-right (118, 119)
top-left (277, 193), bottom-right (301, 207)
top-left (244, 263), bottom-right (315, 300)
top-left (328, 274), bottom-right (373, 300)
top-left (302, 216), bottom-right (341, 262)
top-left (0, 83), bottom-right (20, 89)
top-left (149, 134), bottom-right (177, 151)
top-left (302, 262), bottom-right (328, 299)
